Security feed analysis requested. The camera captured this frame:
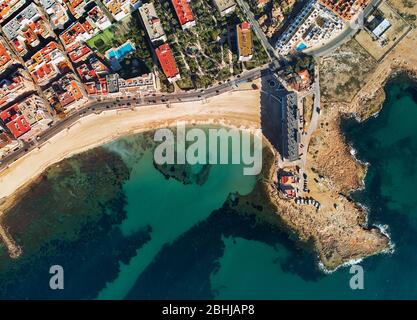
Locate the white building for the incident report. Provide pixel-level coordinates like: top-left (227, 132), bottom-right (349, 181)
top-left (139, 3), bottom-right (167, 44)
top-left (275, 0), bottom-right (344, 55)
top-left (212, 0), bottom-right (236, 17)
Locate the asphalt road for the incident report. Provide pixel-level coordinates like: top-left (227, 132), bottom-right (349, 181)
top-left (0, 66), bottom-right (271, 170)
top-left (2, 0), bottom-right (380, 171)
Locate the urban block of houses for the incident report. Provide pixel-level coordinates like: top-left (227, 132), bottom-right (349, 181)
top-left (13, 94), bottom-right (53, 128)
top-left (0, 94), bottom-right (53, 140)
top-left (212, 0), bottom-right (236, 17)
top-left (2, 3), bottom-right (54, 56)
top-left (25, 41), bottom-right (72, 87)
top-left (40, 0), bottom-right (70, 30)
top-left (45, 74), bottom-right (87, 111)
top-left (0, 69), bottom-right (36, 108)
top-left (318, 0), bottom-right (368, 21)
top-left (171, 0), bottom-right (196, 30)
top-left (0, 37), bottom-right (14, 74)
top-left (63, 0), bottom-right (90, 19)
top-left (59, 21), bottom-right (96, 49)
top-left (139, 2), bottom-right (167, 44)
top-left (275, 0), bottom-right (344, 55)
top-left (155, 44), bottom-right (180, 83)
top-left (236, 22), bottom-right (253, 62)
top-left (84, 78), bottom-right (108, 95)
top-left (86, 5), bottom-right (112, 31)
top-left (0, 124), bottom-right (13, 148)
top-left (106, 73), bottom-right (156, 94)
top-left (0, 0), bottom-right (26, 24)
top-left (0, 104), bottom-right (31, 138)
top-left (0, 124), bottom-right (13, 146)
top-left (67, 42), bottom-right (93, 63)
top-left (102, 0), bottom-right (141, 21)
top-left (76, 56), bottom-right (109, 95)
top-left (0, 123), bottom-right (19, 158)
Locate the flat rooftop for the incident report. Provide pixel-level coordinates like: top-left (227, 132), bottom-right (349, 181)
top-left (139, 3), bottom-right (166, 42)
top-left (213, 0), bottom-right (236, 12)
top-left (237, 22), bottom-right (253, 57)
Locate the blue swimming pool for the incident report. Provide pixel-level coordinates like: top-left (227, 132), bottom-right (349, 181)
top-left (296, 43), bottom-right (307, 51)
top-left (107, 42), bottom-right (135, 61)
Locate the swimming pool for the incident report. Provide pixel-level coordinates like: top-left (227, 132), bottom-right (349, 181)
top-left (107, 42), bottom-right (135, 61)
top-left (296, 43), bottom-right (307, 51)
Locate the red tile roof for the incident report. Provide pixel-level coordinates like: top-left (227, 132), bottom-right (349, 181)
top-left (60, 21), bottom-right (93, 47)
top-left (68, 43), bottom-right (92, 62)
top-left (171, 0), bottom-right (195, 26)
top-left (58, 80), bottom-right (84, 107)
top-left (0, 42), bottom-right (11, 68)
top-left (155, 44), bottom-right (179, 79)
top-left (0, 105), bottom-right (31, 138)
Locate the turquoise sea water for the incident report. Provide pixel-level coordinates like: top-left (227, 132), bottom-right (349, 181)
top-left (1, 75), bottom-right (417, 299)
top-left (208, 74), bottom-right (417, 299)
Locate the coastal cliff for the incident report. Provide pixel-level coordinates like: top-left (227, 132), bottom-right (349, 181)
top-left (266, 0), bottom-right (417, 270)
top-left (233, 140), bottom-right (390, 271)
top-left (233, 0), bottom-right (416, 271)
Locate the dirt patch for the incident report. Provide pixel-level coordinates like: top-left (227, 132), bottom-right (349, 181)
top-left (319, 39), bottom-right (377, 102)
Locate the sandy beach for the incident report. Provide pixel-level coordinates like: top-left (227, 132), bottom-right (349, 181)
top-left (0, 74), bottom-right (392, 269)
top-left (0, 87), bottom-right (261, 209)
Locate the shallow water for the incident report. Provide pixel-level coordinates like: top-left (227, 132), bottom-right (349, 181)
top-left (1, 75), bottom-right (417, 299)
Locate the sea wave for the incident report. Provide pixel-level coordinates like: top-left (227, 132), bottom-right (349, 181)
top-left (374, 223), bottom-right (396, 255)
top-left (318, 257), bottom-right (365, 274)
top-left (317, 223), bottom-right (395, 274)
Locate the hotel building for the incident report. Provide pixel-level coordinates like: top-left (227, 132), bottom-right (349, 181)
top-left (172, 0), bottom-right (196, 30)
top-left (3, 3), bottom-right (54, 56)
top-left (236, 22), bottom-right (253, 62)
top-left (139, 2), bottom-right (167, 44)
top-left (155, 44), bottom-right (180, 83)
top-left (281, 92), bottom-right (300, 162)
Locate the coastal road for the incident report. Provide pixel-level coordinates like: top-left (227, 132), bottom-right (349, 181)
top-left (0, 65), bottom-right (271, 171)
